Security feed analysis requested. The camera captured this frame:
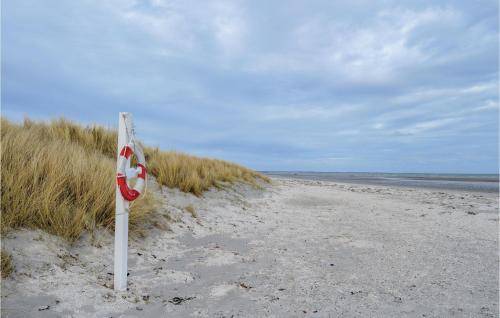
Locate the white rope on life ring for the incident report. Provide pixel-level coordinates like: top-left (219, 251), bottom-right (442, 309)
top-left (116, 142), bottom-right (146, 201)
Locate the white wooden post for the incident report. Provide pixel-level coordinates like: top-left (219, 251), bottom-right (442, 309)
top-left (114, 112), bottom-right (131, 291)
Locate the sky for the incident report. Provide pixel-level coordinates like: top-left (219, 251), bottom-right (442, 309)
top-left (2, 0), bottom-right (499, 173)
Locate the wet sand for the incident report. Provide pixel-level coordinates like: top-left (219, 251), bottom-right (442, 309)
top-left (1, 178), bottom-right (498, 317)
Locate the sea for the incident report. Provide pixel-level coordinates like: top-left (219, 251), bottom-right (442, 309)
top-left (262, 171), bottom-right (500, 193)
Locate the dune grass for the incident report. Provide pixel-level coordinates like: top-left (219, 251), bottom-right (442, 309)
top-left (147, 148), bottom-right (268, 195)
top-left (1, 250), bottom-right (13, 279)
top-left (10, 117), bottom-right (269, 195)
top-left (1, 118), bottom-right (158, 241)
top-left (1, 117), bottom-right (268, 241)
top-left (184, 205), bottom-right (197, 218)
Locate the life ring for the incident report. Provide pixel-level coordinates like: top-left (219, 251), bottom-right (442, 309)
top-left (116, 143), bottom-right (146, 201)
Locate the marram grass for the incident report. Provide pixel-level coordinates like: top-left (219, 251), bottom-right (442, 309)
top-left (0, 117), bottom-right (268, 241)
top-left (1, 250), bottom-right (13, 278)
top-left (1, 118), bottom-right (157, 241)
top-left (147, 148), bottom-right (268, 195)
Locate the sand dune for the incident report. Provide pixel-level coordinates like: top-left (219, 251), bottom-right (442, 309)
top-left (1, 178), bottom-right (498, 317)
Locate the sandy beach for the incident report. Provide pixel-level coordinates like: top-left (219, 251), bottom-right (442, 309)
top-left (1, 177), bottom-right (498, 317)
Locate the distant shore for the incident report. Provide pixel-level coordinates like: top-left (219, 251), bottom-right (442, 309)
top-left (263, 171), bottom-right (500, 193)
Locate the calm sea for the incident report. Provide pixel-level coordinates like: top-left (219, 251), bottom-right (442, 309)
top-left (262, 171), bottom-right (500, 193)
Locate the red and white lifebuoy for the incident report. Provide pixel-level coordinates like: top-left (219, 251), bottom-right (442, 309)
top-left (116, 143), bottom-right (146, 201)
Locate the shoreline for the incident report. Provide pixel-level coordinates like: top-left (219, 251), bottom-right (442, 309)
top-left (264, 173), bottom-right (500, 193)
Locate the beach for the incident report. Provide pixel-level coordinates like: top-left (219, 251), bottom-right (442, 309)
top-left (1, 177), bottom-right (498, 317)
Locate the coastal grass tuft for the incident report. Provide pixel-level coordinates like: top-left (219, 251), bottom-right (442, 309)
top-left (1, 118), bottom-right (157, 241)
top-left (9, 117), bottom-right (269, 196)
top-left (1, 250), bottom-right (13, 279)
top-left (184, 205), bottom-right (197, 218)
top-left (147, 148), bottom-right (269, 196)
top-left (1, 117), bottom-right (268, 241)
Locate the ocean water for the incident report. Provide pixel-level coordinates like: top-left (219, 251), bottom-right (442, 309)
top-left (263, 171), bottom-right (500, 193)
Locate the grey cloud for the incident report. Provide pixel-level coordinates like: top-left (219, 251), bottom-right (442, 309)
top-left (2, 0), bottom-right (498, 173)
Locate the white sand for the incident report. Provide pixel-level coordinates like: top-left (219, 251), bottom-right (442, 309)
top-left (1, 177), bottom-right (498, 317)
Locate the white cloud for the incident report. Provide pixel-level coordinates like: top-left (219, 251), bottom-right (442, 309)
top-left (211, 2), bottom-right (247, 54)
top-left (258, 104), bottom-right (359, 121)
top-left (395, 117), bottom-right (461, 136)
top-left (245, 6), bottom-right (463, 84)
top-left (393, 81), bottom-right (498, 105)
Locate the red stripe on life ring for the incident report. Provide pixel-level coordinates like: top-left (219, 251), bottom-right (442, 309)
top-left (137, 163), bottom-right (147, 179)
top-left (119, 145), bottom-right (133, 159)
top-left (116, 175), bottom-right (141, 201)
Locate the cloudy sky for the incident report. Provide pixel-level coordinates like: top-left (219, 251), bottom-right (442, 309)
top-left (2, 0), bottom-right (498, 173)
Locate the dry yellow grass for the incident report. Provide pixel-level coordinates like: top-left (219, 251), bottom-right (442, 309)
top-left (184, 205), bottom-right (197, 218)
top-left (14, 117), bottom-right (269, 196)
top-left (0, 117), bottom-right (268, 241)
top-left (147, 148), bottom-right (268, 196)
top-left (1, 118), bottom-right (157, 241)
top-left (1, 249), bottom-right (13, 279)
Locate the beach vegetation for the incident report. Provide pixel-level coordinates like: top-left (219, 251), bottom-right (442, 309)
top-left (184, 205), bottom-right (197, 218)
top-left (1, 117), bottom-right (268, 241)
top-left (1, 250), bottom-right (13, 279)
